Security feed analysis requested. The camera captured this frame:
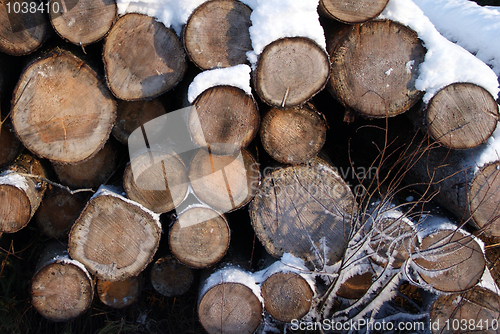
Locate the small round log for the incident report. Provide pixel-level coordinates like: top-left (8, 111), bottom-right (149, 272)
top-left (260, 103), bottom-right (327, 164)
top-left (169, 206), bottom-right (230, 269)
top-left (103, 13), bottom-right (186, 100)
top-left (184, 0), bottom-right (252, 69)
top-left (96, 275), bottom-right (142, 308)
top-left (150, 255), bottom-right (195, 297)
top-left (190, 85), bottom-right (259, 155)
top-left (336, 271), bottom-right (374, 300)
top-left (318, 0), bottom-right (389, 24)
top-left (254, 37), bottom-right (330, 108)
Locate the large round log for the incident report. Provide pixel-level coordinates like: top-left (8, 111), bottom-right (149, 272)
top-left (103, 13), bottom-right (186, 100)
top-left (183, 0), bottom-right (252, 69)
top-left (11, 51), bottom-right (116, 164)
top-left (318, 0), bottom-right (389, 24)
top-left (327, 20), bottom-right (426, 118)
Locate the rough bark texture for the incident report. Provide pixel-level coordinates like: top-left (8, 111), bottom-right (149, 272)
top-left (189, 148), bottom-right (260, 213)
top-left (96, 275), bottom-right (142, 308)
top-left (255, 37), bottom-right (330, 108)
top-left (103, 13), bottom-right (186, 100)
top-left (150, 255), bottom-right (195, 297)
top-left (183, 0), bottom-right (252, 69)
top-left (260, 103), bottom-right (327, 164)
top-left (49, 0), bottom-right (116, 45)
top-left (249, 157), bottom-right (357, 267)
top-left (68, 187), bottom-right (161, 281)
top-left (11, 51), bottom-right (116, 164)
top-left (327, 20), bottom-right (426, 118)
top-left (190, 85), bottom-right (259, 155)
top-left (318, 0), bottom-right (389, 23)
top-left (169, 206), bottom-right (230, 268)
top-left (425, 83), bottom-right (499, 149)
top-left (0, 121), bottom-right (21, 168)
top-left (0, 0), bottom-right (48, 55)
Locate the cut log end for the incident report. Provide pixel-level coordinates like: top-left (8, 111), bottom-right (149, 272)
top-left (96, 276), bottom-right (141, 308)
top-left (255, 37), bottom-right (330, 108)
top-left (261, 272), bottom-right (313, 322)
top-left (150, 256), bottom-right (195, 297)
top-left (0, 122), bottom-right (21, 168)
top-left (470, 161), bottom-right (500, 237)
top-left (426, 83), bottom-right (499, 149)
top-left (319, 0), bottom-right (389, 24)
top-left (0, 184), bottom-right (32, 233)
top-left (337, 271), bottom-right (374, 300)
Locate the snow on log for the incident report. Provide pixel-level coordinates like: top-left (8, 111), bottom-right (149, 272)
top-left (96, 275), bottom-right (142, 308)
top-left (49, 0), bottom-right (117, 46)
top-left (0, 154), bottom-right (47, 233)
top-left (260, 103), bottom-right (327, 165)
top-left (150, 255), bottom-right (195, 297)
top-left (11, 50), bottom-right (116, 164)
top-left (68, 186), bottom-right (161, 281)
top-left (103, 13), bottom-right (186, 100)
top-left (31, 242), bottom-right (93, 322)
top-left (0, 121), bottom-right (21, 168)
top-left (318, 0), bottom-right (389, 24)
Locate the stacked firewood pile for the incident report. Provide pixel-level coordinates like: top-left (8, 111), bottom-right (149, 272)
top-left (1, 0), bottom-right (500, 333)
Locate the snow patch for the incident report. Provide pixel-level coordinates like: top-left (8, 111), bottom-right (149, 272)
top-left (0, 171), bottom-right (29, 192)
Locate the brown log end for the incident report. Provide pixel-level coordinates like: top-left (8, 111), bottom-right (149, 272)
top-left (0, 121), bottom-right (21, 168)
top-left (124, 151), bottom-right (189, 214)
top-left (328, 19), bottom-right (426, 117)
top-left (184, 0), bottom-right (252, 69)
top-left (190, 85), bottom-right (259, 155)
top-left (104, 13), bottom-right (186, 100)
top-left (189, 148), bottom-right (260, 212)
top-left (412, 229), bottom-right (485, 292)
top-left (150, 256), bottom-right (195, 297)
top-left (68, 189), bottom-right (161, 281)
top-left (11, 51), bottom-right (116, 164)
top-left (169, 206), bottom-right (230, 269)
top-left (255, 37), bottom-right (330, 108)
top-left (0, 0), bottom-right (48, 56)
top-left (336, 271), bottom-right (374, 300)
top-left (470, 161), bottom-right (500, 237)
top-left (49, 0), bottom-right (116, 45)
top-left (261, 272), bottom-right (313, 322)
top-left (198, 283), bottom-right (262, 334)
top-left (96, 275), bottom-right (141, 308)
top-left (260, 104), bottom-right (327, 164)
top-left (249, 157), bottom-right (356, 267)
top-left (426, 83), bottom-right (499, 149)
top-left (319, 0), bottom-right (389, 24)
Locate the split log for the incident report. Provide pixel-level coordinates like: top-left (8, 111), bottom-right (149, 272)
top-left (169, 205), bottom-right (230, 269)
top-left (31, 242), bottom-right (93, 322)
top-left (198, 266), bottom-right (262, 334)
top-left (53, 141), bottom-right (116, 189)
top-left (423, 83), bottom-right (499, 149)
top-left (35, 187), bottom-right (86, 239)
top-left (188, 148), bottom-right (260, 213)
top-left (96, 275), bottom-right (142, 308)
top-left (0, 121), bottom-right (21, 168)
top-left (123, 150), bottom-right (189, 214)
top-left (112, 98), bottom-right (166, 145)
top-left (327, 19), bottom-right (426, 118)
top-left (11, 50), bottom-right (116, 164)
top-left (103, 13), bottom-right (186, 100)
top-left (249, 157), bottom-right (357, 267)
top-left (183, 0), bottom-right (252, 69)
top-left (430, 286), bottom-right (500, 334)
top-left (68, 186), bottom-right (161, 281)
top-left (49, 0), bottom-right (116, 46)
top-left (0, 154), bottom-right (46, 233)
top-left (259, 103), bottom-right (327, 164)
top-left (150, 255), bottom-right (195, 297)
top-left (0, 0), bottom-right (48, 56)
top-left (318, 0), bottom-right (389, 24)
top-left (254, 37), bottom-right (330, 108)
top-left (190, 85), bottom-right (259, 155)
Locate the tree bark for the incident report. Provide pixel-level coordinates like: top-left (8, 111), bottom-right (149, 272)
top-left (249, 157), bottom-right (357, 268)
top-left (0, 121), bottom-right (21, 168)
top-left (49, 0), bottom-right (116, 46)
top-left (96, 275), bottom-right (142, 308)
top-left (318, 0), bottom-right (389, 24)
top-left (190, 85), bottom-right (259, 155)
top-left (169, 205), bottom-right (230, 269)
top-left (68, 186), bottom-right (161, 281)
top-left (11, 50), bottom-right (116, 164)
top-left (260, 103), bottom-right (327, 164)
top-left (326, 19), bottom-right (426, 118)
top-left (0, 0), bottom-right (48, 56)
top-left (103, 13), bottom-right (186, 100)
top-left (183, 0), bottom-right (252, 70)
top-left (150, 255), bottom-right (195, 297)
top-left (0, 154), bottom-right (46, 233)
top-left (30, 242), bottom-right (93, 322)
top-left (254, 37), bottom-right (330, 108)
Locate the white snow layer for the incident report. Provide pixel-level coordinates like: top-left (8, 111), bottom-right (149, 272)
top-left (379, 0), bottom-right (500, 103)
top-left (413, 0), bottom-right (500, 76)
top-left (0, 171), bottom-right (29, 192)
top-left (187, 64), bottom-right (252, 103)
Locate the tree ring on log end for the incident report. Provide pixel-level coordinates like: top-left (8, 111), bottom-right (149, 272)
top-left (470, 161), bottom-right (500, 237)
top-left (319, 0), bottom-right (390, 24)
top-left (0, 184), bottom-right (31, 233)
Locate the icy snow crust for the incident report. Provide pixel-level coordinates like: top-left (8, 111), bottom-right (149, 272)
top-left (0, 171), bottom-right (29, 192)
